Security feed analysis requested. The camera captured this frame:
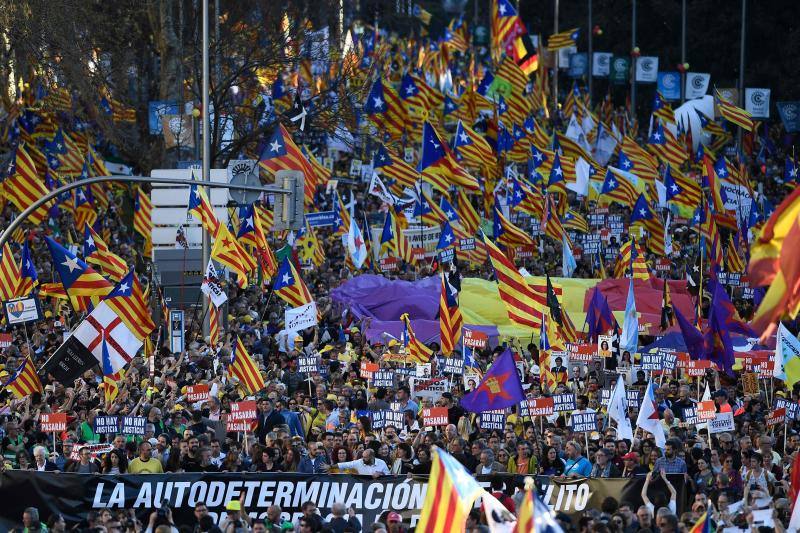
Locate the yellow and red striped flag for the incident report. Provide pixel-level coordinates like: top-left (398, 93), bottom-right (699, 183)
top-left (187, 182), bottom-right (220, 235)
top-left (102, 270), bottom-right (156, 342)
top-left (84, 224), bottom-right (127, 282)
top-left (259, 124), bottom-right (316, 206)
top-left (209, 300), bottom-right (220, 347)
top-left (211, 225), bottom-right (255, 289)
top-left (547, 28), bottom-right (580, 50)
top-left (133, 187), bottom-right (153, 257)
top-left (456, 190), bottom-right (481, 234)
top-left (229, 337), bottom-right (265, 395)
top-left (272, 257), bottom-right (313, 308)
top-left (484, 235), bottom-right (545, 329)
top-left (439, 273), bottom-right (463, 356)
top-left (3, 355), bottom-right (43, 399)
top-left (401, 313), bottom-right (433, 363)
top-left (0, 243), bottom-right (21, 301)
top-left (715, 90), bottom-right (754, 131)
top-left (416, 446), bottom-right (486, 533)
top-left (3, 144), bottom-right (50, 225)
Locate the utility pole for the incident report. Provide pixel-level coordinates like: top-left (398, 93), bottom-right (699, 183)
top-left (552, 0), bottom-right (559, 113)
top-left (630, 0), bottom-right (637, 120)
top-left (588, 0), bottom-right (593, 104)
top-left (680, 0), bottom-right (687, 103)
top-left (737, 0), bottom-right (747, 153)
top-left (201, 0), bottom-right (211, 336)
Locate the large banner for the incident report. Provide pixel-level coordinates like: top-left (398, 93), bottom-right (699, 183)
top-left (0, 472), bottom-right (687, 529)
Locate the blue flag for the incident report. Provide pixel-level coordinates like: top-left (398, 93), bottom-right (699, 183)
top-left (460, 348), bottom-right (524, 413)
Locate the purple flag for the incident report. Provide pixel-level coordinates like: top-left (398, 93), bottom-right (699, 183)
top-left (586, 288), bottom-right (615, 342)
top-left (674, 305), bottom-right (706, 361)
top-left (460, 348), bottom-right (525, 413)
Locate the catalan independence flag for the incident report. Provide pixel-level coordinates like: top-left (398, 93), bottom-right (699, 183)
top-left (273, 257), bottom-right (313, 308)
top-left (0, 243), bottom-right (21, 301)
top-left (84, 224), bottom-right (127, 282)
top-left (103, 270), bottom-right (156, 342)
top-left (4, 355), bottom-right (43, 399)
top-left (439, 273), bottom-right (463, 356)
top-left (547, 28), bottom-right (580, 50)
top-left (133, 187), bottom-right (153, 257)
top-left (490, 0), bottom-right (525, 59)
top-left (484, 234), bottom-right (544, 329)
top-left (211, 224), bottom-right (255, 288)
top-left (401, 313), bottom-right (434, 363)
top-left (18, 241), bottom-right (37, 296)
top-left (259, 124), bottom-right (316, 206)
top-left (46, 236), bottom-right (112, 311)
top-left (364, 78), bottom-right (407, 141)
top-left (3, 144), bottom-right (50, 225)
top-left (187, 182), bottom-right (220, 234)
top-left (416, 447), bottom-right (485, 533)
top-left (229, 337), bottom-right (265, 395)
top-left (715, 90), bottom-right (754, 131)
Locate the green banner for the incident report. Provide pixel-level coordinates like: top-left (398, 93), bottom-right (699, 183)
top-left (610, 56), bottom-right (630, 84)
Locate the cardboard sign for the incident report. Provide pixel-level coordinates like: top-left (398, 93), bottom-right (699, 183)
top-left (416, 363), bottom-right (432, 379)
top-left (626, 389), bottom-right (642, 408)
top-left (360, 361), bottom-right (379, 379)
top-left (553, 394), bottom-right (577, 412)
top-left (379, 257), bottom-right (399, 272)
top-left (570, 412), bottom-right (598, 433)
top-left (697, 400), bottom-right (717, 421)
top-left (528, 397), bottom-right (555, 416)
top-left (708, 411), bottom-right (735, 434)
top-left (742, 373), bottom-right (759, 395)
top-left (458, 238), bottom-right (475, 251)
top-left (410, 377), bottom-right (449, 399)
top-left (298, 355), bottom-right (320, 375)
top-left (463, 329), bottom-right (488, 349)
top-left (186, 384), bottom-right (210, 403)
top-left (443, 357), bottom-right (464, 375)
top-left (775, 398), bottom-right (800, 421)
top-left (4, 296), bottom-right (42, 325)
top-left (566, 343), bottom-right (596, 363)
top-left (641, 353), bottom-right (663, 371)
top-left (371, 370), bottom-right (395, 388)
top-left (479, 410), bottom-right (506, 431)
top-left (40, 413), bottom-right (67, 432)
top-left (227, 400), bottom-right (258, 432)
top-left (372, 410), bottom-right (404, 430)
top-left (767, 407), bottom-right (786, 426)
top-left (600, 388), bottom-right (612, 407)
top-left (743, 351), bottom-right (771, 372)
top-left (93, 416), bottom-right (120, 435)
top-left (686, 360), bottom-right (712, 377)
top-left (285, 302), bottom-right (318, 333)
top-left (120, 416), bottom-right (147, 435)
top-left (597, 336), bottom-right (613, 358)
top-left (422, 407), bottom-right (449, 427)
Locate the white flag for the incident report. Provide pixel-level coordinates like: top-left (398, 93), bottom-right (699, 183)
top-left (565, 115), bottom-right (593, 155)
top-left (201, 258), bottom-right (228, 308)
top-left (344, 203), bottom-right (368, 269)
top-left (593, 123), bottom-right (618, 166)
top-left (562, 234), bottom-right (577, 278)
top-left (608, 375), bottom-right (634, 440)
top-left (776, 323), bottom-right (800, 381)
top-left (72, 302), bottom-right (142, 374)
top-left (368, 172), bottom-right (396, 205)
top-left (636, 381), bottom-right (666, 448)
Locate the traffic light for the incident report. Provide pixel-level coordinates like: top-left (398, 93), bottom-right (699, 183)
top-left (272, 170), bottom-right (305, 230)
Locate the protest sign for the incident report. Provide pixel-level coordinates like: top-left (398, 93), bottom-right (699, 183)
top-left (570, 412), bottom-right (598, 433)
top-left (120, 416), bottom-right (146, 435)
top-left (553, 394), bottom-right (577, 412)
top-left (742, 373), bottom-right (759, 395)
top-left (285, 302), bottom-right (318, 333)
top-left (708, 412), bottom-right (735, 434)
top-left (528, 397), bottom-right (555, 417)
top-left (566, 343), bottom-right (595, 363)
top-left (298, 355), bottom-right (320, 375)
top-left (410, 377), bottom-right (448, 399)
top-left (422, 407), bottom-right (449, 427)
top-left (443, 357), bottom-right (465, 375)
top-left (697, 400), bottom-right (716, 421)
top-left (186, 384), bottom-right (210, 403)
top-left (227, 401), bottom-right (257, 432)
top-left (479, 410), bottom-right (506, 431)
top-left (463, 328), bottom-right (488, 349)
top-left (371, 370), bottom-right (395, 388)
top-left (777, 101), bottom-right (800, 132)
top-left (360, 361), bottom-right (378, 379)
top-left (686, 360), bottom-right (712, 377)
top-left (598, 336), bottom-right (613, 358)
top-left (40, 413), bottom-right (67, 433)
top-left (641, 353), bottom-right (662, 371)
top-left (416, 363), bottom-right (432, 379)
top-left (766, 408), bottom-right (786, 426)
top-left (93, 416), bottom-right (120, 435)
top-left (4, 296), bottom-right (42, 325)
top-left (661, 350), bottom-right (678, 371)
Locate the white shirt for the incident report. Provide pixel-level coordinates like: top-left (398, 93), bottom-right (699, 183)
top-left (337, 458), bottom-right (390, 476)
top-left (210, 452), bottom-right (227, 467)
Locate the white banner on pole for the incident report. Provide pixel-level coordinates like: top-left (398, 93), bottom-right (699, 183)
top-left (592, 52), bottom-right (612, 77)
top-left (745, 88), bottom-right (771, 119)
top-left (634, 56), bottom-right (659, 83)
top-left (685, 73), bottom-right (710, 99)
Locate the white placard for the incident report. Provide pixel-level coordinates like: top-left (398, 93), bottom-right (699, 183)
top-left (685, 73), bottom-right (710, 99)
top-left (634, 56), bottom-right (659, 83)
top-left (285, 302), bottom-right (318, 333)
top-left (745, 88), bottom-right (771, 119)
top-left (592, 52), bottom-right (612, 77)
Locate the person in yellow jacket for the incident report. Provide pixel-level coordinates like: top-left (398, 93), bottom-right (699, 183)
top-left (507, 442), bottom-right (537, 475)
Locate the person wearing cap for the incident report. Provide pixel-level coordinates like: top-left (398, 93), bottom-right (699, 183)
top-left (621, 452), bottom-right (648, 477)
top-left (385, 512), bottom-right (406, 533)
top-left (220, 500), bottom-right (251, 533)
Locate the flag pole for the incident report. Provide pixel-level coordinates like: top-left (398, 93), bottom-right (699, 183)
top-left (680, 0), bottom-right (687, 103)
top-left (737, 0), bottom-right (747, 154)
top-left (587, 0), bottom-right (593, 103)
top-left (630, 0), bottom-right (637, 119)
top-left (201, 0), bottom-right (211, 338)
top-left (552, 0), bottom-right (559, 113)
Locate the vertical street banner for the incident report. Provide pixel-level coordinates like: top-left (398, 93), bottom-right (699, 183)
top-left (634, 57), bottom-right (659, 83)
top-left (685, 73), bottom-right (710, 99)
top-left (745, 88), bottom-right (771, 119)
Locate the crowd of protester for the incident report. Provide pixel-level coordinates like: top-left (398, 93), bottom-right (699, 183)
top-left (2, 48), bottom-right (800, 533)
